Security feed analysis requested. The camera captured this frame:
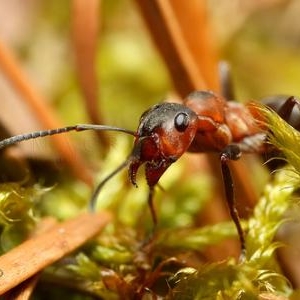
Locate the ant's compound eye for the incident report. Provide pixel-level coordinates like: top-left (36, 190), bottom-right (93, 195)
top-left (174, 112), bottom-right (189, 132)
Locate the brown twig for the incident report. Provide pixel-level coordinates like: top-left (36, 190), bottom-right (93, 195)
top-left (4, 272), bottom-right (40, 300)
top-left (0, 39), bottom-right (93, 186)
top-left (259, 292), bottom-right (288, 300)
top-left (170, 0), bottom-right (220, 91)
top-left (3, 218), bottom-right (58, 300)
top-left (135, 0), bottom-right (207, 96)
top-left (72, 0), bottom-right (109, 148)
top-left (0, 211), bottom-right (111, 296)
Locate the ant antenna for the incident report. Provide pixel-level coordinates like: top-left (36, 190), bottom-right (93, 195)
top-left (89, 158), bottom-right (130, 211)
top-left (0, 124), bottom-right (136, 149)
top-left (0, 124), bottom-right (137, 213)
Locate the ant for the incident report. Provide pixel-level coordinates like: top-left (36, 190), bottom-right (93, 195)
top-left (0, 90), bottom-right (299, 256)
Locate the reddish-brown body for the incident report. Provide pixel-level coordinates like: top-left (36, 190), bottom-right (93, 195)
top-left (128, 90), bottom-right (267, 189)
top-left (184, 91), bottom-right (264, 153)
top-left (126, 90), bottom-right (299, 253)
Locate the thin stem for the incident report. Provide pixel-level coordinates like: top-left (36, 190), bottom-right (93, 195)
top-left (0, 40), bottom-right (92, 185)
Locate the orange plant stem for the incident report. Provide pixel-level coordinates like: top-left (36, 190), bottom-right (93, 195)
top-left (0, 39), bottom-right (93, 185)
top-left (135, 0), bottom-right (207, 96)
top-left (72, 0), bottom-right (109, 148)
top-left (170, 0), bottom-right (220, 91)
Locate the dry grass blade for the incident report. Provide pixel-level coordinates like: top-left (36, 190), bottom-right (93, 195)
top-left (0, 39), bottom-right (93, 185)
top-left (72, 0), bottom-right (109, 148)
top-left (259, 292), bottom-right (289, 300)
top-left (170, 0), bottom-right (220, 91)
top-left (0, 211), bottom-right (111, 296)
top-left (135, 0), bottom-right (207, 96)
top-left (3, 218), bottom-right (57, 300)
top-left (4, 276), bottom-right (40, 300)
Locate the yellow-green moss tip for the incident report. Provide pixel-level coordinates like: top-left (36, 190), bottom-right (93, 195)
top-left (257, 103), bottom-right (300, 174)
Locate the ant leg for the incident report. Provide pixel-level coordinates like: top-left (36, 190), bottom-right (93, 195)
top-left (148, 186), bottom-right (157, 232)
top-left (140, 186), bottom-right (157, 249)
top-left (220, 144), bottom-right (246, 259)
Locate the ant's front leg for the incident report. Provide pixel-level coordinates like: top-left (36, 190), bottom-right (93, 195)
top-left (147, 185), bottom-right (157, 233)
top-left (140, 186), bottom-right (158, 249)
top-left (220, 144), bottom-right (246, 259)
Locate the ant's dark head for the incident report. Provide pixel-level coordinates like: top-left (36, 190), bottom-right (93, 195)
top-left (128, 102), bottom-right (198, 187)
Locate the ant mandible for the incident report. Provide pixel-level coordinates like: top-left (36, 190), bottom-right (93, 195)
top-left (0, 90), bottom-right (299, 255)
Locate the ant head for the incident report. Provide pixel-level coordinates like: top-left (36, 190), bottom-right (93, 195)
top-left (128, 102), bottom-right (198, 187)
top-left (89, 102), bottom-right (197, 210)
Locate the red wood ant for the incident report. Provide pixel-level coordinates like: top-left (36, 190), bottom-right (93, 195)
top-left (0, 90), bottom-right (298, 255)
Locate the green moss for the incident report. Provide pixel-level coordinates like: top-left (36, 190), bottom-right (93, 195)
top-left (0, 183), bottom-right (46, 252)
